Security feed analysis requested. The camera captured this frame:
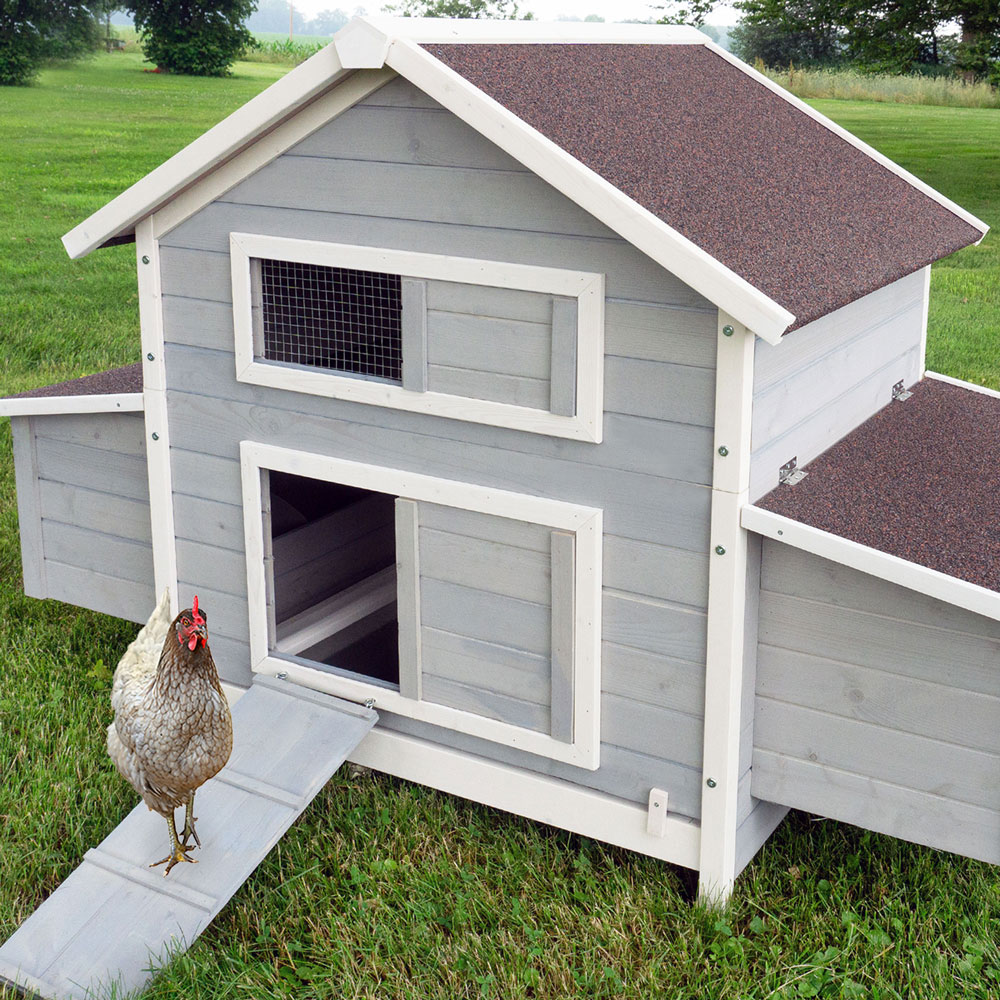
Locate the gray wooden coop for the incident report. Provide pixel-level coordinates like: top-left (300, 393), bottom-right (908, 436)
top-left (1, 16), bottom-right (996, 999)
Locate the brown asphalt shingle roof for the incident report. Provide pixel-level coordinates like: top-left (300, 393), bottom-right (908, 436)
top-left (4, 363), bottom-right (143, 400)
top-left (423, 43), bottom-right (983, 330)
top-left (755, 379), bottom-right (1000, 593)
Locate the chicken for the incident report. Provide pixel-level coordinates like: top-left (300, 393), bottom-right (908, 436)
top-left (107, 590), bottom-right (233, 876)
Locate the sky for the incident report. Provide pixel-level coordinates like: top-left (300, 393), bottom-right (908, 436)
top-left (288, 1), bottom-right (739, 27)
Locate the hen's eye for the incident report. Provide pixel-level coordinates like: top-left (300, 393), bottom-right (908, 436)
top-left (181, 617), bottom-right (190, 626)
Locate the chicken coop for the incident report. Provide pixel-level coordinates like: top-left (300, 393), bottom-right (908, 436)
top-left (1, 15), bottom-right (997, 999)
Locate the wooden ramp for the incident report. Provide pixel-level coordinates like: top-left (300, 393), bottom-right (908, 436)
top-left (0, 675), bottom-right (377, 1000)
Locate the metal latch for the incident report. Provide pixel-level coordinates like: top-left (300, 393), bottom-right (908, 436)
top-left (779, 457), bottom-right (808, 486)
top-left (892, 380), bottom-right (913, 402)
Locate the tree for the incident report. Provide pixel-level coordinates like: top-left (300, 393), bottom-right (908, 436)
top-left (654, 0), bottom-right (715, 26)
top-left (386, 0), bottom-right (532, 18)
top-left (0, 0), bottom-right (101, 85)
top-left (730, 0), bottom-right (844, 66)
top-left (127, 0), bottom-right (257, 76)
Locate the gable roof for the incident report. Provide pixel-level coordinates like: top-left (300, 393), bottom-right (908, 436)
top-left (62, 17), bottom-right (988, 344)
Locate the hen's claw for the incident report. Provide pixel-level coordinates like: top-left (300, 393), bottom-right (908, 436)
top-left (181, 794), bottom-right (201, 850)
top-left (149, 846), bottom-right (198, 877)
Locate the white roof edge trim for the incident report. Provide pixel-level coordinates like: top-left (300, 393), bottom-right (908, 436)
top-left (742, 504), bottom-right (1000, 624)
top-left (703, 41), bottom-right (990, 239)
top-left (386, 37), bottom-right (794, 343)
top-left (350, 16), bottom-right (709, 45)
top-left (924, 370), bottom-right (1000, 399)
top-left (0, 393), bottom-right (144, 418)
top-left (61, 44), bottom-right (351, 260)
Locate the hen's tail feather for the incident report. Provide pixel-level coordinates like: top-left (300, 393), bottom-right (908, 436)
top-left (111, 588), bottom-right (173, 711)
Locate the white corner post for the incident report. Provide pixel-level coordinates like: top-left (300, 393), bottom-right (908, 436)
top-left (136, 216), bottom-right (178, 615)
top-left (698, 311), bottom-right (755, 904)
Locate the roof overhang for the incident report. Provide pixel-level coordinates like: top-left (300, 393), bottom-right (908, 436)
top-left (0, 393), bottom-right (143, 419)
top-left (62, 16), bottom-right (988, 345)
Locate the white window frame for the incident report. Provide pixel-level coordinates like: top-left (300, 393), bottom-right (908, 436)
top-left (230, 232), bottom-right (605, 443)
top-left (241, 440), bottom-right (603, 769)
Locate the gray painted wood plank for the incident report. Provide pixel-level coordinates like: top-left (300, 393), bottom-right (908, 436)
top-left (419, 503), bottom-right (550, 552)
top-left (734, 799), bottom-right (788, 877)
top-left (420, 578), bottom-right (551, 656)
top-left (419, 526), bottom-right (551, 603)
top-left (204, 634), bottom-right (251, 686)
top-left (754, 269), bottom-right (926, 393)
top-left (223, 155), bottom-right (616, 242)
top-left (604, 356), bottom-right (716, 427)
top-left (160, 204), bottom-right (711, 309)
top-left (11, 417), bottom-right (46, 597)
top-left (401, 278), bottom-right (428, 393)
top-left (426, 364), bottom-right (550, 410)
top-left (761, 542), bottom-right (1000, 640)
top-left (166, 387), bottom-right (713, 549)
top-left (176, 538), bottom-right (248, 598)
top-left (752, 748), bottom-right (1000, 865)
top-left (165, 342), bottom-right (715, 489)
top-left (39, 479), bottom-right (152, 546)
top-left (290, 100), bottom-right (528, 172)
top-left (755, 697), bottom-right (1000, 811)
top-left (0, 678), bottom-right (376, 1000)
top-left (422, 675), bottom-right (550, 732)
top-left (601, 693), bottom-right (703, 767)
top-left (758, 590), bottom-right (1000, 697)
top-left (602, 642), bottom-right (704, 718)
top-left (34, 437), bottom-right (150, 503)
top-left (426, 311), bottom-right (552, 380)
top-left (41, 521), bottom-right (153, 586)
top-left (43, 561), bottom-right (154, 625)
top-left (753, 298), bottom-right (924, 445)
top-left (176, 582), bottom-right (249, 643)
top-left (396, 498), bottom-right (422, 700)
top-left (602, 593), bottom-right (707, 663)
top-left (171, 448), bottom-right (243, 504)
top-left (550, 530), bottom-right (575, 742)
top-left (420, 626), bottom-right (550, 703)
top-left (174, 493), bottom-right (246, 552)
top-left (602, 536), bottom-right (708, 610)
top-left (273, 495), bottom-right (391, 571)
top-left (376, 706), bottom-right (705, 818)
top-left (425, 280), bottom-right (553, 324)
top-left (32, 410), bottom-right (146, 458)
top-left (549, 297), bottom-right (578, 417)
top-left (361, 75), bottom-right (445, 110)
top-left (605, 300), bottom-right (717, 368)
top-left (749, 345), bottom-right (923, 501)
top-left (757, 644), bottom-right (1000, 753)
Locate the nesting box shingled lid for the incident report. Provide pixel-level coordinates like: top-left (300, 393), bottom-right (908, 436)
top-left (424, 43), bottom-right (984, 332)
top-left (753, 377), bottom-right (1000, 595)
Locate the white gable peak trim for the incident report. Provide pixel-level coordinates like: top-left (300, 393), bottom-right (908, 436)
top-left (742, 505), bottom-right (1000, 624)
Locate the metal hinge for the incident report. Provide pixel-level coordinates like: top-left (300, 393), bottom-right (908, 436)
top-left (892, 380), bottom-right (913, 402)
top-left (779, 457), bottom-right (808, 486)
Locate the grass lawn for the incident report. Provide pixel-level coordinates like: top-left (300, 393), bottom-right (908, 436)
top-left (1, 53), bottom-right (998, 999)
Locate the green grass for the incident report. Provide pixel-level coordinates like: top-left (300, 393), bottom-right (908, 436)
top-left (763, 65), bottom-right (1000, 110)
top-left (1, 53), bottom-right (999, 1000)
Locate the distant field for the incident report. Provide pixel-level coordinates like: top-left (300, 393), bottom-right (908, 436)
top-left (0, 52), bottom-right (997, 1000)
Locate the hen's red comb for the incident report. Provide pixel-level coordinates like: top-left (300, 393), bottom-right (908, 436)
top-left (192, 594), bottom-right (204, 625)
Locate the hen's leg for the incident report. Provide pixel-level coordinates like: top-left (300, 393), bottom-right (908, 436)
top-left (149, 810), bottom-right (198, 876)
top-left (181, 792), bottom-right (200, 849)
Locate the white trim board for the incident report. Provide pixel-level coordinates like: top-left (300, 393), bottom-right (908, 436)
top-left (742, 505), bottom-right (1000, 624)
top-left (349, 726), bottom-right (701, 871)
top-left (240, 441), bottom-right (603, 769)
top-left (924, 370), bottom-right (1000, 399)
top-left (0, 393), bottom-right (143, 418)
top-left (230, 233), bottom-right (605, 442)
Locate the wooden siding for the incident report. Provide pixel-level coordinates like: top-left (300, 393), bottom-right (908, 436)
top-left (749, 270), bottom-right (926, 501)
top-left (14, 413), bottom-right (154, 623)
top-left (752, 542), bottom-right (1000, 864)
top-left (158, 77), bottom-right (717, 818)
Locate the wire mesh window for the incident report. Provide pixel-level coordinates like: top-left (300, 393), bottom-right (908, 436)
top-left (258, 259), bottom-right (403, 382)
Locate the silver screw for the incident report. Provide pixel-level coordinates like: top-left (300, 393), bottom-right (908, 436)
top-left (151, 432), bottom-right (159, 441)
top-left (141, 255), bottom-right (150, 265)
top-left (718, 446), bottom-right (729, 457)
top-left (722, 325), bottom-right (734, 337)
top-left (706, 778), bottom-right (717, 788)
top-left (276, 671), bottom-right (288, 680)
top-left (715, 545), bottom-right (726, 555)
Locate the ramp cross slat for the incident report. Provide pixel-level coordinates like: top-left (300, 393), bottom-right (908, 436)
top-left (0, 676), bottom-right (377, 1000)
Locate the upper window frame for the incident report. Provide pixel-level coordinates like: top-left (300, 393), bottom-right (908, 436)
top-left (230, 232), bottom-right (605, 442)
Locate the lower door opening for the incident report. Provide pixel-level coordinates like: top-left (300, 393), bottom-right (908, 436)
top-left (267, 470), bottom-right (399, 686)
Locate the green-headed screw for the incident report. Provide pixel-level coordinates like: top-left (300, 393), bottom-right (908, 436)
top-left (715, 545), bottom-right (726, 555)
top-left (141, 255), bottom-right (150, 265)
top-left (706, 778), bottom-right (717, 788)
top-left (151, 432), bottom-right (159, 441)
top-left (722, 325), bottom-right (734, 337)
top-left (718, 446), bottom-right (729, 457)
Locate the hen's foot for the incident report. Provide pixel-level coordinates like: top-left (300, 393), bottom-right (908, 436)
top-left (181, 794), bottom-right (201, 849)
top-left (149, 845), bottom-right (198, 877)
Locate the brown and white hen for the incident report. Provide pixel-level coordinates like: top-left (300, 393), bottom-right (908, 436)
top-left (107, 590), bottom-right (233, 875)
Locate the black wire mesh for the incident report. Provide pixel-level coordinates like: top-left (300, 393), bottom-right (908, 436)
top-left (259, 259), bottom-right (403, 382)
